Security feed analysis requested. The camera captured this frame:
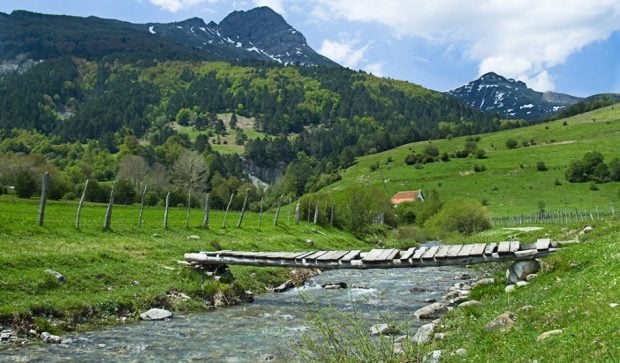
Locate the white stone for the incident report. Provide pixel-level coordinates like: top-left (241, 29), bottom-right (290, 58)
top-left (526, 273), bottom-right (538, 281)
top-left (473, 277), bottom-right (495, 287)
top-left (187, 235), bottom-right (200, 240)
top-left (139, 308), bottom-right (173, 321)
top-left (516, 281), bottom-right (528, 288)
top-left (455, 348), bottom-right (467, 356)
top-left (610, 303), bottom-right (618, 309)
top-left (369, 323), bottom-right (400, 336)
top-left (458, 300), bottom-right (482, 308)
top-left (505, 284), bottom-right (516, 293)
top-left (412, 323), bottom-right (435, 344)
top-left (40, 332), bottom-right (62, 344)
top-left (414, 302), bottom-right (448, 319)
top-left (506, 260), bottom-right (541, 284)
top-left (537, 329), bottom-right (563, 341)
top-left (485, 312), bottom-right (516, 331)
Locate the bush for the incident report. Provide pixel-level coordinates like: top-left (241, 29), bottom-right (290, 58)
top-left (114, 179), bottom-right (136, 205)
top-left (15, 171), bottom-right (38, 199)
top-left (474, 149), bottom-right (486, 159)
top-left (536, 161), bottom-right (548, 171)
top-left (473, 164), bottom-right (486, 172)
top-left (505, 138), bottom-right (518, 149)
top-left (425, 199), bottom-right (491, 236)
top-left (144, 191), bottom-right (160, 206)
top-left (396, 202), bottom-right (416, 225)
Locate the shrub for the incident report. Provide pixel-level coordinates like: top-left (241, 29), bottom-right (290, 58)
top-left (473, 164), bottom-right (486, 172)
top-left (505, 138), bottom-right (518, 149)
top-left (425, 199), bottom-right (491, 236)
top-left (114, 179), bottom-right (136, 205)
top-left (396, 202), bottom-right (416, 225)
top-left (15, 170), bottom-right (38, 199)
top-left (474, 149), bottom-right (486, 159)
top-left (536, 161), bottom-right (548, 171)
top-left (369, 162), bottom-right (379, 172)
top-left (144, 191), bottom-right (160, 206)
top-left (590, 182), bottom-right (599, 191)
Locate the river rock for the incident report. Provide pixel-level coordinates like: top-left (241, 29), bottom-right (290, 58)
top-left (369, 323), bottom-right (400, 336)
top-left (0, 330), bottom-right (12, 342)
top-left (273, 280), bottom-right (294, 293)
top-left (537, 329), bottom-right (563, 341)
top-left (516, 281), bottom-right (528, 288)
top-left (505, 284), bottom-right (516, 293)
top-left (434, 332), bottom-right (446, 340)
top-left (412, 323), bottom-right (435, 344)
top-left (410, 287), bottom-right (428, 293)
top-left (458, 300), bottom-right (482, 308)
top-left (580, 226), bottom-right (593, 234)
top-left (322, 282), bottom-right (347, 289)
top-left (424, 350), bottom-right (442, 363)
top-left (140, 308), bottom-right (173, 321)
top-left (260, 353), bottom-right (275, 361)
top-left (44, 269), bottom-right (65, 283)
top-left (414, 302), bottom-right (448, 319)
top-left (526, 273), bottom-right (538, 282)
top-left (393, 342), bottom-right (405, 355)
top-left (485, 312), bottom-right (516, 331)
top-left (506, 260), bottom-right (541, 284)
top-left (213, 292), bottom-right (227, 307)
top-left (40, 332), bottom-right (62, 344)
top-left (424, 298), bottom-right (437, 303)
top-left (472, 277), bottom-right (495, 287)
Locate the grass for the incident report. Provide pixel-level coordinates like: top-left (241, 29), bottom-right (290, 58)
top-left (0, 195), bottom-right (370, 334)
top-left (419, 220), bottom-right (620, 362)
top-left (324, 104), bottom-right (620, 216)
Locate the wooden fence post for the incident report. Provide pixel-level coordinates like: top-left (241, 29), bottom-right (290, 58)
top-left (202, 193), bottom-right (210, 228)
top-left (138, 184), bottom-right (147, 227)
top-left (185, 190), bottom-right (192, 229)
top-left (163, 192), bottom-right (171, 229)
top-left (258, 197), bottom-right (264, 228)
top-left (295, 201), bottom-right (300, 224)
top-left (222, 192), bottom-right (234, 227)
top-left (307, 202), bottom-right (311, 222)
top-left (330, 203), bottom-right (335, 226)
top-left (273, 195), bottom-right (283, 226)
top-left (287, 197), bottom-right (292, 224)
top-left (75, 179), bottom-right (89, 229)
top-left (611, 203), bottom-right (616, 218)
top-left (237, 188), bottom-right (250, 228)
top-left (37, 172), bottom-right (49, 226)
top-left (103, 181), bottom-right (116, 231)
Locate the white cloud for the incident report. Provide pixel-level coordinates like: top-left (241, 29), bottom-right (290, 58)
top-left (313, 0), bottom-right (620, 91)
top-left (319, 38), bottom-right (370, 69)
top-left (150, 0), bottom-right (205, 12)
top-left (365, 62), bottom-right (385, 77)
top-left (253, 0), bottom-right (286, 14)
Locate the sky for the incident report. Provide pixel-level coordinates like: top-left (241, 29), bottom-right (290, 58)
top-left (1, 0), bottom-right (619, 97)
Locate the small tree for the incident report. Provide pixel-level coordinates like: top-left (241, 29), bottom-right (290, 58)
top-left (15, 170), bottom-right (37, 198)
top-left (425, 199), bottom-right (491, 236)
top-left (505, 138), bottom-right (518, 149)
top-left (536, 161), bottom-right (547, 171)
top-left (114, 179), bottom-right (136, 205)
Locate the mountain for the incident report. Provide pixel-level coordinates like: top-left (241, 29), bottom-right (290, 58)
top-left (448, 72), bottom-right (582, 120)
top-left (0, 7), bottom-right (337, 68)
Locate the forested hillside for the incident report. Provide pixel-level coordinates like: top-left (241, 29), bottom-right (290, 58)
top-left (0, 56), bottom-right (497, 210)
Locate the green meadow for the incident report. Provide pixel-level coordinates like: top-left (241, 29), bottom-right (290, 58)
top-left (325, 104), bottom-right (620, 216)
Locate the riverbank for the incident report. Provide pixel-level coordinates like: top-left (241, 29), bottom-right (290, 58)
top-left (0, 196), bottom-right (373, 346)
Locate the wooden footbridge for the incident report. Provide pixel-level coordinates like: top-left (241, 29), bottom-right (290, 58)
top-left (185, 239), bottom-right (557, 270)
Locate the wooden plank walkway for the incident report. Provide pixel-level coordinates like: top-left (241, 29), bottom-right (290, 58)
top-left (185, 239), bottom-right (557, 270)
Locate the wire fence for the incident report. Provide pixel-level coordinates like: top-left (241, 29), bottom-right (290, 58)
top-left (492, 205), bottom-right (617, 227)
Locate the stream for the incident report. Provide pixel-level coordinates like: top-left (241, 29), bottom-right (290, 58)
top-left (1, 265), bottom-right (473, 362)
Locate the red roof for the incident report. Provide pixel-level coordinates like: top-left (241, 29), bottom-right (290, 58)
top-left (390, 191), bottom-right (420, 204)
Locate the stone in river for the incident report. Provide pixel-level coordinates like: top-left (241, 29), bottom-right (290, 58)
top-left (140, 308), bottom-right (173, 321)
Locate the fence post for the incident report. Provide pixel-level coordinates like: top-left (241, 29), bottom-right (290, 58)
top-left (222, 192), bottom-right (234, 227)
top-left (237, 188), bottom-right (250, 228)
top-left (313, 202), bottom-right (319, 224)
top-left (287, 197), bottom-right (292, 224)
top-left (202, 193), bottom-right (210, 228)
top-left (75, 179), bottom-right (89, 229)
top-left (273, 195), bottom-right (283, 226)
top-left (611, 203), bottom-right (616, 219)
top-left (185, 190), bottom-right (192, 229)
top-left (163, 192), bottom-right (171, 229)
top-left (330, 203), bottom-right (335, 226)
top-left (37, 172), bottom-right (49, 226)
top-left (103, 181), bottom-right (116, 231)
top-left (258, 197), bottom-right (264, 228)
top-left (138, 184), bottom-right (147, 227)
top-left (295, 201), bottom-right (300, 224)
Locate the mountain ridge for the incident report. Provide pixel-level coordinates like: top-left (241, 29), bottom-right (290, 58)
top-left (447, 72), bottom-right (582, 120)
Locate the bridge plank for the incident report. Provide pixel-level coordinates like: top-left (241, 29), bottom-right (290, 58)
top-left (434, 245), bottom-right (451, 259)
top-left (295, 251), bottom-right (316, 260)
top-left (484, 243), bottom-right (497, 255)
top-left (458, 244), bottom-right (474, 257)
top-left (470, 243), bottom-right (487, 256)
top-left (318, 251), bottom-right (349, 261)
top-left (536, 238), bottom-right (551, 250)
top-left (497, 242), bottom-right (512, 254)
top-left (412, 247), bottom-right (428, 259)
top-left (422, 246), bottom-right (440, 259)
top-left (363, 249), bottom-right (385, 261)
top-left (446, 245), bottom-right (463, 257)
top-left (305, 251), bottom-right (328, 261)
top-left (400, 247), bottom-right (416, 260)
top-left (509, 241), bottom-right (520, 252)
top-left (383, 249), bottom-right (400, 261)
top-left (341, 250), bottom-right (361, 261)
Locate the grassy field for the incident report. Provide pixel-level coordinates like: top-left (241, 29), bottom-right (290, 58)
top-left (0, 195), bottom-right (370, 334)
top-left (325, 104), bottom-right (620, 216)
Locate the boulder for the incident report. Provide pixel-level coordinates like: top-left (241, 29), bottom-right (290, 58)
top-left (273, 280), bottom-right (294, 293)
top-left (322, 282), bottom-right (347, 289)
top-left (213, 292), bottom-right (227, 307)
top-left (140, 308), bottom-right (173, 321)
top-left (40, 332), bottom-right (62, 344)
top-left (424, 350), bottom-right (442, 363)
top-left (414, 302), bottom-right (448, 319)
top-left (506, 260), bottom-right (541, 284)
top-left (369, 323), bottom-right (400, 336)
top-left (484, 312), bottom-right (516, 331)
top-left (504, 284), bottom-right (516, 293)
top-left (537, 329), bottom-right (563, 341)
top-left (472, 277), bottom-right (495, 287)
top-left (393, 342), bottom-right (405, 355)
top-left (0, 330), bottom-right (12, 342)
top-left (458, 300), bottom-right (482, 308)
top-left (412, 323), bottom-right (435, 344)
top-left (44, 269), bottom-right (65, 283)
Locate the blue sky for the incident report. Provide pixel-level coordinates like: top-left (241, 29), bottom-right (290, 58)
top-left (1, 0), bottom-right (619, 97)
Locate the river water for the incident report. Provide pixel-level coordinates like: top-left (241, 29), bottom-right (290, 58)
top-left (1, 265), bottom-right (472, 362)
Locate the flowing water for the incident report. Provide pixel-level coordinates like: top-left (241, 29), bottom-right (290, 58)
top-left (1, 265), bottom-right (473, 362)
